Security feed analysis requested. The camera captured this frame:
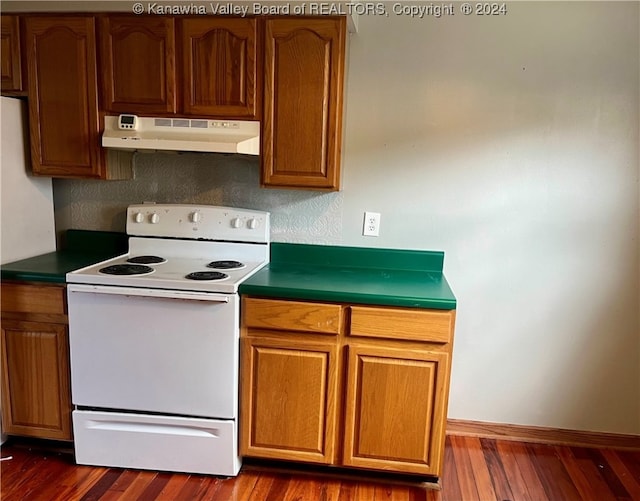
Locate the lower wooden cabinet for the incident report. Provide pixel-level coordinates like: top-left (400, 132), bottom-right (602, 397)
top-left (240, 297), bottom-right (456, 478)
top-left (342, 345), bottom-right (449, 475)
top-left (0, 282), bottom-right (72, 440)
top-left (241, 335), bottom-right (338, 463)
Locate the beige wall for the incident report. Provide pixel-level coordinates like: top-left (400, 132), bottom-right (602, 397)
top-left (339, 2), bottom-right (639, 435)
top-left (9, 1), bottom-right (639, 434)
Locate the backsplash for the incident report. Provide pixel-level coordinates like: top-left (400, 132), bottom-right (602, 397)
top-left (52, 152), bottom-right (343, 244)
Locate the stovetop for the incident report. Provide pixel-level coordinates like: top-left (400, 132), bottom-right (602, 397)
top-left (66, 204), bottom-right (270, 293)
top-left (68, 254), bottom-right (265, 293)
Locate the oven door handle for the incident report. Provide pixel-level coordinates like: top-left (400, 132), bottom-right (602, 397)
top-left (67, 284), bottom-right (230, 303)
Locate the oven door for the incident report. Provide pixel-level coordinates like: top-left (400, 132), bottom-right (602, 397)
top-left (67, 284), bottom-right (239, 419)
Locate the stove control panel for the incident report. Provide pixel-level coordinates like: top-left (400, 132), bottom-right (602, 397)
top-left (127, 204), bottom-right (270, 243)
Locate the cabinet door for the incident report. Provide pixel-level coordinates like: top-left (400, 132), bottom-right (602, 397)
top-left (180, 18), bottom-right (259, 118)
top-left (100, 16), bottom-right (176, 114)
top-left (1, 320), bottom-right (72, 440)
top-left (1, 15), bottom-right (23, 92)
top-left (240, 335), bottom-right (338, 464)
top-left (25, 16), bottom-right (104, 178)
top-left (343, 345), bottom-right (449, 476)
top-left (262, 17), bottom-right (346, 190)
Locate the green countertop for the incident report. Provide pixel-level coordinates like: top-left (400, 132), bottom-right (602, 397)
top-left (2, 238), bottom-right (457, 309)
top-left (1, 230), bottom-right (128, 284)
top-left (239, 243), bottom-right (456, 310)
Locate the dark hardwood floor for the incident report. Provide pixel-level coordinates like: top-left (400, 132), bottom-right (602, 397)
top-left (1, 435), bottom-right (639, 500)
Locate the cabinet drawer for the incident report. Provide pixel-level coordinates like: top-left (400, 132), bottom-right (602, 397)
top-left (243, 298), bottom-right (342, 335)
top-left (1, 283), bottom-right (66, 316)
top-left (349, 306), bottom-right (454, 343)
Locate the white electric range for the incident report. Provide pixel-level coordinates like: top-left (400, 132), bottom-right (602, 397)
top-left (66, 203), bottom-right (270, 476)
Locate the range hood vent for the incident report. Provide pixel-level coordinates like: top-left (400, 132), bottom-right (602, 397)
top-left (102, 115), bottom-right (260, 155)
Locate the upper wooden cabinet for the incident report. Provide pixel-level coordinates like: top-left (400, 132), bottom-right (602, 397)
top-left (1, 15), bottom-right (24, 93)
top-left (262, 17), bottom-right (346, 191)
top-left (24, 16), bottom-right (105, 178)
top-left (18, 14), bottom-right (348, 184)
top-left (100, 16), bottom-right (177, 114)
top-left (99, 16), bottom-right (259, 118)
top-left (181, 17), bottom-right (260, 117)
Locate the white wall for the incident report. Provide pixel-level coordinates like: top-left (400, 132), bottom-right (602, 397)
top-left (339, 1), bottom-right (640, 434)
top-left (0, 97), bottom-right (56, 264)
top-left (47, 2), bottom-right (639, 434)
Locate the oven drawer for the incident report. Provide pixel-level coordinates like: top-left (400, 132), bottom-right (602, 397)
top-left (243, 297), bottom-right (343, 335)
top-left (73, 410), bottom-right (240, 476)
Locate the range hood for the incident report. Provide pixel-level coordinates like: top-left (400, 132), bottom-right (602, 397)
top-left (102, 115), bottom-right (260, 155)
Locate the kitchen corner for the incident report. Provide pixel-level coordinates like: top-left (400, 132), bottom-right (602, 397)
top-left (1, 5), bottom-right (457, 483)
top-left (2, 0), bottom-right (639, 496)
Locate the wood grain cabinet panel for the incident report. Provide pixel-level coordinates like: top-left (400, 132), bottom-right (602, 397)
top-left (1, 282), bottom-right (72, 440)
top-left (262, 17), bottom-right (346, 190)
top-left (180, 17), bottom-right (259, 118)
top-left (240, 336), bottom-right (338, 464)
top-left (100, 16), bottom-right (176, 114)
top-left (350, 306), bottom-right (455, 343)
top-left (1, 15), bottom-right (24, 92)
top-left (1, 320), bottom-right (72, 440)
top-left (1, 282), bottom-right (66, 316)
top-left (241, 296), bottom-right (456, 478)
top-left (243, 297), bottom-right (343, 335)
top-left (342, 345), bottom-right (449, 475)
top-left (25, 16), bottom-right (104, 178)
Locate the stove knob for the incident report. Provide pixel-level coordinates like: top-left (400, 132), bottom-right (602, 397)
top-left (247, 218), bottom-right (259, 230)
top-left (134, 212), bottom-right (144, 223)
top-left (190, 211), bottom-right (201, 223)
top-left (149, 213), bottom-right (160, 224)
top-left (231, 217), bottom-right (243, 229)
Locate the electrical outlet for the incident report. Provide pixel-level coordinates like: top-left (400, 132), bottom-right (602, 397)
top-left (363, 211), bottom-right (381, 237)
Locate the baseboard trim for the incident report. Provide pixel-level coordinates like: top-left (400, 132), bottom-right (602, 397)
top-left (446, 419), bottom-right (640, 451)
